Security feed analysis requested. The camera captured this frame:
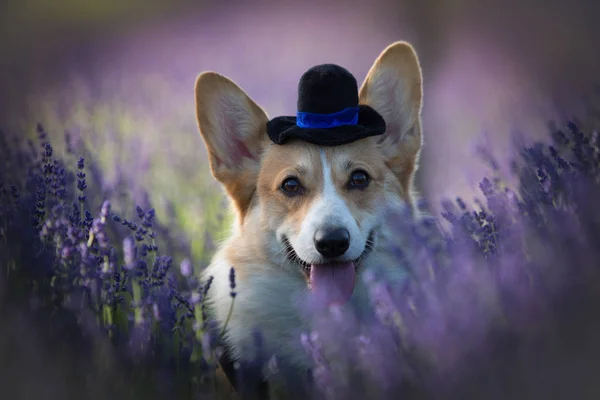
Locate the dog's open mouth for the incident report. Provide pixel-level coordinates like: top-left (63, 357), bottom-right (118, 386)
top-left (282, 231), bottom-right (375, 305)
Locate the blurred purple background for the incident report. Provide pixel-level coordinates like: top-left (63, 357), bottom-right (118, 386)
top-left (2, 0), bottom-right (600, 212)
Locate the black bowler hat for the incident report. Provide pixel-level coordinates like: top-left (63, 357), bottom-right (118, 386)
top-left (266, 64), bottom-right (386, 146)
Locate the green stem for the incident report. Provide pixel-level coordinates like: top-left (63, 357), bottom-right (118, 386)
top-left (151, 234), bottom-right (157, 265)
top-left (87, 231), bottom-right (94, 247)
top-left (194, 301), bottom-right (204, 338)
top-left (132, 278), bottom-right (143, 325)
top-left (219, 297), bottom-right (235, 338)
top-left (103, 304), bottom-right (114, 337)
top-left (102, 255), bottom-right (110, 274)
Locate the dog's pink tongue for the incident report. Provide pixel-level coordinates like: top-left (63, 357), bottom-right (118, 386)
top-left (309, 262), bottom-right (356, 306)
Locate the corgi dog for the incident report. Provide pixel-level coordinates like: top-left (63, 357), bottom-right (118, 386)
top-left (194, 41), bottom-right (424, 395)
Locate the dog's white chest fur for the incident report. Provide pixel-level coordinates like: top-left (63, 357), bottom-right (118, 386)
top-left (205, 252), bottom-right (313, 369)
top-left (203, 226), bottom-right (408, 373)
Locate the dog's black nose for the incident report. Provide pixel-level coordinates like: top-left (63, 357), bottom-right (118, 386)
top-left (314, 228), bottom-right (350, 258)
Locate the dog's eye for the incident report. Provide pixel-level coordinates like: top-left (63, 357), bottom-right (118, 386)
top-left (281, 177), bottom-right (302, 195)
top-left (348, 170), bottom-right (370, 189)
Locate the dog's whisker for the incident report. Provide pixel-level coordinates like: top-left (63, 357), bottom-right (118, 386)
top-left (364, 243), bottom-right (379, 253)
top-left (273, 246), bottom-right (287, 258)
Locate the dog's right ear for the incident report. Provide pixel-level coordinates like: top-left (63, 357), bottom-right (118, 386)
top-left (195, 72), bottom-right (269, 220)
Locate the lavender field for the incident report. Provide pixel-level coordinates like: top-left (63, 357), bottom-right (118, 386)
top-left (3, 1), bottom-right (600, 399)
top-left (3, 95), bottom-right (600, 399)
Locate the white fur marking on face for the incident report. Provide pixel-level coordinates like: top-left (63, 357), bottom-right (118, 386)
top-left (290, 150), bottom-right (366, 263)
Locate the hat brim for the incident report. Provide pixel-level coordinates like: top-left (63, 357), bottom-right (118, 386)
top-left (266, 105), bottom-right (386, 146)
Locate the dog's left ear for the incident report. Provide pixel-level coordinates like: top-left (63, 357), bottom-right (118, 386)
top-left (195, 72), bottom-right (269, 221)
top-left (359, 41), bottom-right (423, 195)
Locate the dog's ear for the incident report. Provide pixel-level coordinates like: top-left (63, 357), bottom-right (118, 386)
top-left (359, 41), bottom-right (423, 196)
top-left (195, 72), bottom-right (269, 220)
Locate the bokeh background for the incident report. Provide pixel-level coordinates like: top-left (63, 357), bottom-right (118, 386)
top-left (2, 0), bottom-right (600, 264)
top-left (2, 1), bottom-right (600, 398)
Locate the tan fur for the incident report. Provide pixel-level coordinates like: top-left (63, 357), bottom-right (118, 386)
top-left (256, 139), bottom-right (391, 245)
top-left (194, 72), bottom-right (270, 224)
top-left (193, 41), bottom-right (424, 383)
top-left (359, 42), bottom-right (424, 206)
top-left (257, 142), bottom-right (324, 230)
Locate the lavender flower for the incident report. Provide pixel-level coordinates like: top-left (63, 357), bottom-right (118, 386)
top-left (229, 266), bottom-right (236, 298)
top-left (203, 275), bottom-right (214, 297)
top-left (44, 143), bottom-right (53, 158)
top-left (2, 105), bottom-right (600, 400)
top-left (301, 332), bottom-right (335, 399)
top-left (100, 200), bottom-right (111, 220)
top-left (76, 157), bottom-right (87, 209)
top-left (179, 258), bottom-right (193, 277)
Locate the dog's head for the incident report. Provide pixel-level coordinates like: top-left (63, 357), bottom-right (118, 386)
top-left (195, 42), bottom-right (423, 304)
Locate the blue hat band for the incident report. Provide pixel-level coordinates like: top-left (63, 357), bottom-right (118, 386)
top-left (296, 106), bottom-right (359, 129)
